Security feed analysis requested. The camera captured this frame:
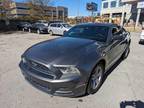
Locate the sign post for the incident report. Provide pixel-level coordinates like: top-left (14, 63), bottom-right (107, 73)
top-left (86, 2), bottom-right (97, 22)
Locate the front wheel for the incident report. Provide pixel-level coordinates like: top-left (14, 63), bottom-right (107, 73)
top-left (49, 30), bottom-right (53, 36)
top-left (22, 28), bottom-right (25, 32)
top-left (28, 28), bottom-right (31, 33)
top-left (37, 29), bottom-right (41, 34)
top-left (87, 63), bottom-right (104, 94)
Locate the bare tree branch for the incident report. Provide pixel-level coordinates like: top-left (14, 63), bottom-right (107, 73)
top-left (27, 0), bottom-right (53, 21)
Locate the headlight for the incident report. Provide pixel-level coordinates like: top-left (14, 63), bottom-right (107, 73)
top-left (53, 65), bottom-right (80, 75)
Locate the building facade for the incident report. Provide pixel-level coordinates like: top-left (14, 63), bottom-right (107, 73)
top-left (10, 2), bottom-right (29, 18)
top-left (121, 0), bottom-right (144, 27)
top-left (101, 0), bottom-right (132, 25)
top-left (9, 2), bottom-right (68, 21)
top-left (101, 0), bottom-right (144, 26)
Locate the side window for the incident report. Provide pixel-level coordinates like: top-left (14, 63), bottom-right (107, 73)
top-left (50, 24), bottom-right (56, 27)
top-left (57, 24), bottom-right (61, 28)
top-left (112, 27), bottom-right (122, 36)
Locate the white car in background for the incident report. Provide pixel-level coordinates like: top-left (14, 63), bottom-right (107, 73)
top-left (48, 23), bottom-right (72, 35)
top-left (139, 27), bottom-right (144, 44)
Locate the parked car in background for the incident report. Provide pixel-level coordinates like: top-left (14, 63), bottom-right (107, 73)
top-left (17, 22), bottom-right (31, 30)
top-left (139, 27), bottom-right (144, 44)
top-left (37, 20), bottom-right (49, 27)
top-left (28, 23), bottom-right (48, 34)
top-left (19, 23), bottom-right (131, 97)
top-left (48, 20), bottom-right (63, 26)
top-left (48, 23), bottom-right (72, 35)
top-left (22, 23), bottom-right (32, 32)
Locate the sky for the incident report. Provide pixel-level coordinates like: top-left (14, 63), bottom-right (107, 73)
top-left (15, 0), bottom-right (101, 17)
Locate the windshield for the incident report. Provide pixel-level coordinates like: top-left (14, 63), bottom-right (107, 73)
top-left (62, 24), bottom-right (71, 28)
top-left (64, 25), bottom-right (109, 42)
top-left (37, 24), bottom-right (46, 27)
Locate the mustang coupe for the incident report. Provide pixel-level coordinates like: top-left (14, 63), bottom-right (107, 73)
top-left (19, 23), bottom-right (131, 97)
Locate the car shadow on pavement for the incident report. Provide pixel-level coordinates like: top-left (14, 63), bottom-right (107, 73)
top-left (102, 58), bottom-right (123, 86)
top-left (120, 100), bottom-right (144, 108)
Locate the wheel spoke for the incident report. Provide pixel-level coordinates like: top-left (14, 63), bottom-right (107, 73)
top-left (91, 66), bottom-right (102, 89)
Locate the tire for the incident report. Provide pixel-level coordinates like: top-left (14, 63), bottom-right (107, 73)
top-left (121, 45), bottom-right (130, 60)
top-left (63, 31), bottom-right (66, 35)
top-left (87, 63), bottom-right (104, 94)
top-left (49, 30), bottom-right (53, 36)
top-left (28, 28), bottom-right (31, 33)
top-left (22, 28), bottom-right (25, 32)
top-left (37, 29), bottom-right (41, 34)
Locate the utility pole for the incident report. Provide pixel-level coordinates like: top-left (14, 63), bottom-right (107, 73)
top-left (135, 8), bottom-right (141, 28)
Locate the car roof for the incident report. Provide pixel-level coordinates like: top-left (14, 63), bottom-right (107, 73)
top-left (76, 23), bottom-right (117, 27)
top-left (50, 22), bottom-right (67, 24)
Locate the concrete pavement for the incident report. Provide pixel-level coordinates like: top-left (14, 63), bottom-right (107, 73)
top-left (0, 32), bottom-right (144, 108)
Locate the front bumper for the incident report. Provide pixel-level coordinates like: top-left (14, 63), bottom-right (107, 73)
top-left (40, 29), bottom-right (48, 33)
top-left (19, 62), bottom-right (87, 97)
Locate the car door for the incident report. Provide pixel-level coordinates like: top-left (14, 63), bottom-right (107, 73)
top-left (106, 26), bottom-right (123, 67)
top-left (32, 24), bottom-right (37, 32)
top-left (49, 24), bottom-right (57, 34)
top-left (57, 24), bottom-right (64, 35)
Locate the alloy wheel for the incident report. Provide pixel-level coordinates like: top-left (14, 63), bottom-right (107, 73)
top-left (29, 28), bottom-right (31, 33)
top-left (91, 66), bottom-right (103, 89)
top-left (87, 64), bottom-right (104, 94)
top-left (37, 29), bottom-right (40, 34)
top-left (49, 30), bottom-right (53, 36)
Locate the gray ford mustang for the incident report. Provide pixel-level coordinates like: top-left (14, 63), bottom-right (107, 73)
top-left (19, 23), bottom-right (131, 97)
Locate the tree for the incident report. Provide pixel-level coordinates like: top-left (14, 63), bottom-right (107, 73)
top-left (31, 0), bottom-right (52, 6)
top-left (0, 0), bottom-right (12, 19)
top-left (27, 0), bottom-right (53, 21)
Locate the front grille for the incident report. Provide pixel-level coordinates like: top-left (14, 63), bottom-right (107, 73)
top-left (25, 59), bottom-right (56, 79)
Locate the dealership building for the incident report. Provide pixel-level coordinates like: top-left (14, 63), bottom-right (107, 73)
top-left (101, 0), bottom-right (144, 26)
top-left (9, 2), bottom-right (68, 21)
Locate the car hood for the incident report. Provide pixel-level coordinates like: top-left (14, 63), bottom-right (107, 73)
top-left (65, 27), bottom-right (71, 30)
top-left (24, 37), bottom-right (102, 65)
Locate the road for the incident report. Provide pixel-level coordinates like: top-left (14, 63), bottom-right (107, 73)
top-left (0, 32), bottom-right (144, 108)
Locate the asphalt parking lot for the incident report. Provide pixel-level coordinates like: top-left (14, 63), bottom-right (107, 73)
top-left (0, 32), bottom-right (144, 108)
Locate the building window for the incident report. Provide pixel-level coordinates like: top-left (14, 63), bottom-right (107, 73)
top-left (16, 7), bottom-right (29, 10)
top-left (111, 1), bottom-right (117, 8)
top-left (103, 2), bottom-right (108, 9)
top-left (119, 1), bottom-right (124, 7)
